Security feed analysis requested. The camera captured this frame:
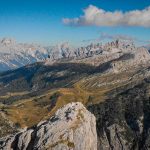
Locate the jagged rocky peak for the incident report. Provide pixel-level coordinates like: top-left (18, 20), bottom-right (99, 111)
top-left (44, 40), bottom-right (150, 74)
top-left (0, 102), bottom-right (97, 150)
top-left (48, 42), bottom-right (75, 60)
top-left (47, 40), bottom-right (139, 62)
top-left (0, 38), bottom-right (51, 72)
top-left (0, 38), bottom-right (16, 46)
top-left (0, 38), bottom-right (150, 72)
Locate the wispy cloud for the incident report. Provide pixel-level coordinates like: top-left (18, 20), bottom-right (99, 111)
top-left (63, 5), bottom-right (150, 27)
top-left (81, 33), bottom-right (150, 45)
top-left (99, 33), bottom-right (137, 41)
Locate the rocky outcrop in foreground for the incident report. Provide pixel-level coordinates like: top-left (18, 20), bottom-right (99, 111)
top-left (0, 102), bottom-right (97, 150)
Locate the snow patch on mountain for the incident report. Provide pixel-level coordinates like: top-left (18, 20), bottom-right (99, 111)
top-left (0, 38), bottom-right (50, 72)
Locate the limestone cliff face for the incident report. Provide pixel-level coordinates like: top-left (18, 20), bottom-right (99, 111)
top-left (111, 47), bottom-right (150, 72)
top-left (0, 102), bottom-right (97, 150)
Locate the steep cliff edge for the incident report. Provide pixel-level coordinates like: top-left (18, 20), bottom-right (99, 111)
top-left (0, 102), bottom-right (97, 150)
top-left (88, 76), bottom-right (150, 150)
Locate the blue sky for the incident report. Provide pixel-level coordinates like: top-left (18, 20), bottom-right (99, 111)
top-left (0, 0), bottom-right (150, 46)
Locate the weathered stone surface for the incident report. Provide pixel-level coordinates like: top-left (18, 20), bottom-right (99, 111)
top-left (111, 47), bottom-right (150, 72)
top-left (0, 102), bottom-right (97, 150)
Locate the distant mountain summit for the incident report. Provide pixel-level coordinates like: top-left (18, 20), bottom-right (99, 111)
top-left (47, 40), bottom-right (150, 73)
top-left (0, 38), bottom-right (50, 72)
top-left (0, 38), bottom-right (16, 45)
top-left (0, 38), bottom-right (149, 73)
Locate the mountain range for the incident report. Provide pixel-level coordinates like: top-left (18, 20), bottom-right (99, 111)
top-left (1, 38), bottom-right (148, 73)
top-left (0, 38), bottom-right (51, 72)
top-left (1, 39), bottom-right (150, 149)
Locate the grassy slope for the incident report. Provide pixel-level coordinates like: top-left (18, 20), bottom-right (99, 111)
top-left (0, 60), bottom-right (149, 130)
top-left (0, 70), bottom-right (138, 128)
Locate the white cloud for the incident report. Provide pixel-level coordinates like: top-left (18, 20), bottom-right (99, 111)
top-left (62, 5), bottom-right (150, 27)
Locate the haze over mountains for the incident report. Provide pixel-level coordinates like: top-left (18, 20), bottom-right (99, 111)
top-left (0, 37), bottom-right (149, 72)
top-left (0, 38), bottom-right (50, 72)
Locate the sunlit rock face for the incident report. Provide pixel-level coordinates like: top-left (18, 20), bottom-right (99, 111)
top-left (0, 102), bottom-right (97, 150)
top-left (111, 47), bottom-right (150, 73)
top-left (0, 38), bottom-right (150, 73)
